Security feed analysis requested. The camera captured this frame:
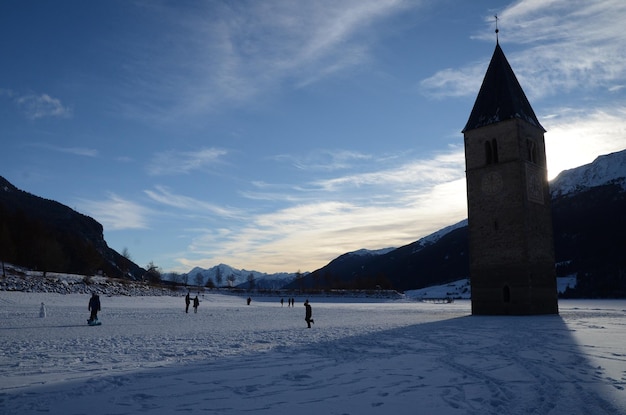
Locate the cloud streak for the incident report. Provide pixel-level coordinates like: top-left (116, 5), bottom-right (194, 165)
top-left (174, 147), bottom-right (468, 272)
top-left (421, 0), bottom-right (626, 100)
top-left (28, 143), bottom-right (98, 157)
top-left (144, 186), bottom-right (243, 219)
top-left (147, 148), bottom-right (228, 176)
top-left (1, 89), bottom-right (72, 119)
top-left (114, 0), bottom-right (417, 120)
top-left (78, 194), bottom-right (151, 231)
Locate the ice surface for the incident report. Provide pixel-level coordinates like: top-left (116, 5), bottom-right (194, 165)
top-left (1, 292), bottom-right (625, 414)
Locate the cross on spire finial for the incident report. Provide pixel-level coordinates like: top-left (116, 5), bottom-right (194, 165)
top-left (494, 14), bottom-right (500, 44)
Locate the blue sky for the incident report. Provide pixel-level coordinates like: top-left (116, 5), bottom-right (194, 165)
top-left (2, 0), bottom-right (626, 274)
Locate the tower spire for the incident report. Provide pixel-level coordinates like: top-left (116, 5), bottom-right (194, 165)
top-left (494, 14), bottom-right (499, 44)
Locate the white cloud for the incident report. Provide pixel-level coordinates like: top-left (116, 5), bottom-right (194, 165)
top-left (420, 66), bottom-right (485, 99)
top-left (115, 0), bottom-right (418, 119)
top-left (144, 185), bottom-right (243, 218)
top-left (78, 194), bottom-right (151, 231)
top-left (29, 143), bottom-right (98, 157)
top-left (59, 147), bottom-right (98, 157)
top-left (544, 106), bottom-right (626, 179)
top-left (421, 1), bottom-right (626, 100)
top-left (13, 92), bottom-right (72, 119)
top-left (311, 150), bottom-right (464, 193)
top-left (274, 149), bottom-right (373, 172)
top-left (147, 148), bottom-right (227, 176)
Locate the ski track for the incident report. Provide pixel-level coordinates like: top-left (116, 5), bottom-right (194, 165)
top-left (1, 292), bottom-right (625, 414)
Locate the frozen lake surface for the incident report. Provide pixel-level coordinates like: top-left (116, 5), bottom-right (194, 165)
top-left (1, 291), bottom-right (625, 414)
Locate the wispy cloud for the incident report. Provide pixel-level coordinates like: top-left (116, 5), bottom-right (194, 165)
top-left (147, 148), bottom-right (227, 176)
top-left (78, 194), bottom-right (151, 231)
top-left (2, 90), bottom-right (73, 119)
top-left (29, 142), bottom-right (98, 157)
top-left (144, 185), bottom-right (243, 219)
top-left (310, 150), bottom-right (464, 193)
top-left (175, 148), bottom-right (468, 272)
top-left (115, 0), bottom-right (417, 119)
top-left (421, 0), bottom-right (626, 100)
top-left (274, 149), bottom-right (373, 172)
top-left (179, 176), bottom-right (468, 273)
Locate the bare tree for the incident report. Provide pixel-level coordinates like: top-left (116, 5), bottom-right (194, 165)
top-left (145, 261), bottom-right (161, 284)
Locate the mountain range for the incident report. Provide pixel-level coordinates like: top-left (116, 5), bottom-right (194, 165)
top-left (2, 149), bottom-right (625, 296)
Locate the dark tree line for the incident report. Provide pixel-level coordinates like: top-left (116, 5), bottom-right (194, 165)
top-left (0, 204), bottom-right (104, 276)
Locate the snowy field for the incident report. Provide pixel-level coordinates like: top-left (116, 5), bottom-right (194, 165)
top-left (1, 292), bottom-right (625, 414)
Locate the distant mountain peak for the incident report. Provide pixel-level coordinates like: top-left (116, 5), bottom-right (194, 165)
top-left (347, 247), bottom-right (396, 257)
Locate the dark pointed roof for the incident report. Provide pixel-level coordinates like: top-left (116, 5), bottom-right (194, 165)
top-left (462, 43), bottom-right (545, 133)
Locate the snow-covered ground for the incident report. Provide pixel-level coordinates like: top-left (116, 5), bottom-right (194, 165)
top-left (1, 291), bottom-right (625, 414)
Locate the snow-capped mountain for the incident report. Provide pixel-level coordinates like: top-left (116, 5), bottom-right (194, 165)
top-left (550, 149), bottom-right (626, 197)
top-left (346, 247), bottom-right (396, 257)
top-left (165, 264), bottom-right (302, 290)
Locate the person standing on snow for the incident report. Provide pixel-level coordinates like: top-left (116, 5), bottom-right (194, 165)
top-left (185, 292), bottom-right (191, 313)
top-left (193, 296), bottom-right (199, 313)
top-left (304, 299), bottom-right (314, 328)
top-left (88, 293), bottom-right (101, 323)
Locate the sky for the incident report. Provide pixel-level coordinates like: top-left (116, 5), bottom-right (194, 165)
top-left (2, 0), bottom-right (626, 274)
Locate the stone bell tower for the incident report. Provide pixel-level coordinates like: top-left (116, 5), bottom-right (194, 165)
top-left (462, 40), bottom-right (558, 315)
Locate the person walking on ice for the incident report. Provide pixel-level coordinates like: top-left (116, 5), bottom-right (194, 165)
top-left (193, 295), bottom-right (199, 313)
top-left (88, 293), bottom-right (101, 324)
top-left (304, 299), bottom-right (314, 328)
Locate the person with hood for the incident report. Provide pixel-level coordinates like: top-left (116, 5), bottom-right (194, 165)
top-left (88, 293), bottom-right (101, 323)
top-left (304, 299), bottom-right (314, 328)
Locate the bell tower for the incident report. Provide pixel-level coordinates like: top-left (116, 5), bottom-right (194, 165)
top-left (462, 40), bottom-right (558, 315)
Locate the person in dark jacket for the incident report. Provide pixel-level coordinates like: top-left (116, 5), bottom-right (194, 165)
top-left (88, 293), bottom-right (101, 323)
top-left (193, 296), bottom-right (199, 313)
top-left (304, 299), bottom-right (314, 328)
top-left (185, 292), bottom-right (191, 313)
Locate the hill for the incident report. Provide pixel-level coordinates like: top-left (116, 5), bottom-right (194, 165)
top-left (0, 176), bottom-right (145, 280)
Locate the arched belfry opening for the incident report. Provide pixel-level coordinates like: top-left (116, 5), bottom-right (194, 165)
top-left (462, 39), bottom-right (558, 315)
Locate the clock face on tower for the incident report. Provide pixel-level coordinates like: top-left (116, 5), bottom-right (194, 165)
top-left (526, 164), bottom-right (544, 204)
top-left (481, 171), bottom-right (503, 195)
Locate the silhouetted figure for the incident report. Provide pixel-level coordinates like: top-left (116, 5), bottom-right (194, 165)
top-left (281, 298), bottom-right (284, 307)
top-left (39, 302), bottom-right (47, 318)
top-left (185, 292), bottom-right (191, 313)
top-left (304, 299), bottom-right (314, 328)
top-left (247, 297), bottom-right (252, 305)
top-left (193, 296), bottom-right (199, 313)
top-left (88, 293), bottom-right (101, 323)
